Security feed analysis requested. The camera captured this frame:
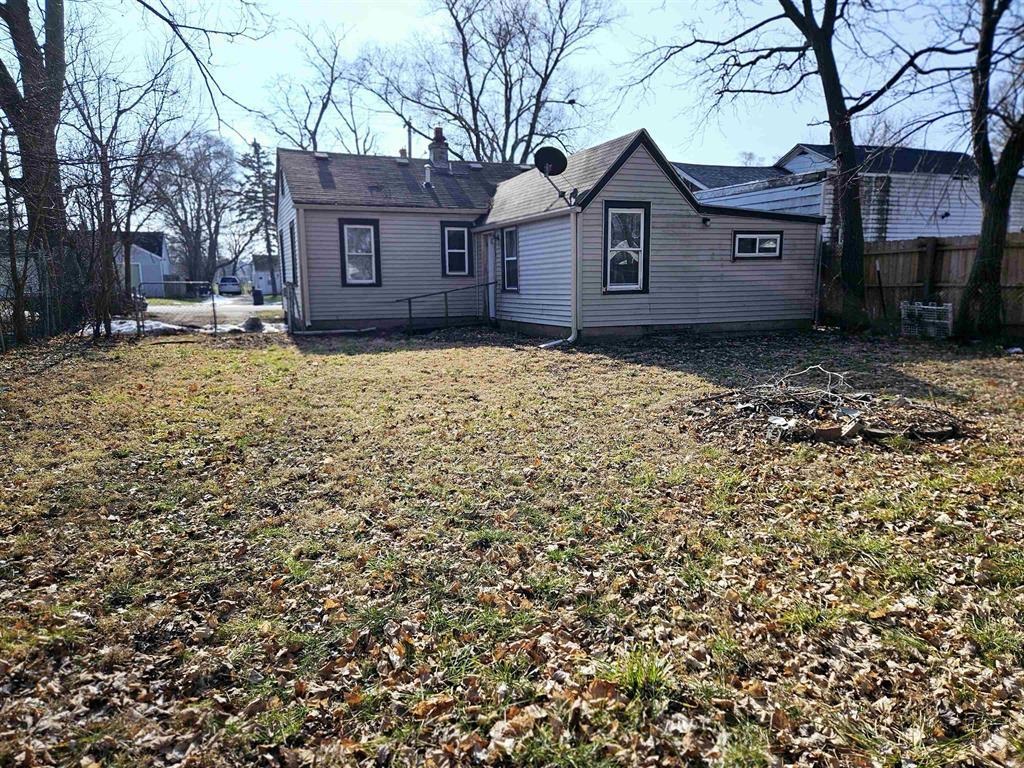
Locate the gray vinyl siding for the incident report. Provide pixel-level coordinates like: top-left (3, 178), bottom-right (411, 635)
top-left (278, 178), bottom-right (296, 285)
top-left (873, 173), bottom-right (1024, 241)
top-left (495, 215), bottom-right (571, 327)
top-left (701, 171), bottom-right (1024, 244)
top-left (580, 145), bottom-right (819, 329)
top-left (301, 208), bottom-right (486, 323)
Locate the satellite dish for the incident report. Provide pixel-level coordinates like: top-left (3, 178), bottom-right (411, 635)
top-left (534, 146), bottom-right (568, 177)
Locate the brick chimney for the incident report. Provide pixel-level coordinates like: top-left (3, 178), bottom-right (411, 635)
top-left (428, 126), bottom-right (449, 170)
top-left (399, 148), bottom-right (407, 158)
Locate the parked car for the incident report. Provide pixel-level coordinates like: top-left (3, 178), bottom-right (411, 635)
top-left (217, 276), bottom-right (242, 295)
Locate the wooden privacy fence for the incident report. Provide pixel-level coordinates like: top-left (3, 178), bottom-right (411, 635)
top-left (853, 234), bottom-right (1024, 333)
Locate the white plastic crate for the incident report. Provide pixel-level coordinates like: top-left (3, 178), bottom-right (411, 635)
top-left (900, 301), bottom-right (953, 338)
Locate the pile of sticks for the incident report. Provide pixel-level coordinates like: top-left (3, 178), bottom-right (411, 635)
top-left (687, 365), bottom-right (963, 443)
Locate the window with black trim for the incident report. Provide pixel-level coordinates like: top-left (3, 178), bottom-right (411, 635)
top-left (603, 201), bottom-right (650, 293)
top-left (279, 227), bottom-right (288, 285)
top-left (339, 218), bottom-right (382, 286)
top-left (502, 227), bottom-right (518, 291)
top-left (441, 222), bottom-right (473, 276)
top-left (288, 221), bottom-right (297, 285)
top-left (733, 231), bottom-right (783, 260)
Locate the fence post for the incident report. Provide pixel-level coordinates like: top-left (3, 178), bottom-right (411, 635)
top-left (925, 237), bottom-right (939, 302)
top-left (211, 285), bottom-right (218, 336)
top-left (407, 298), bottom-right (413, 335)
top-left (444, 292), bottom-right (449, 328)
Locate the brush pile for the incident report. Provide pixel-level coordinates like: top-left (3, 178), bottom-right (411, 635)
top-left (686, 365), bottom-right (964, 444)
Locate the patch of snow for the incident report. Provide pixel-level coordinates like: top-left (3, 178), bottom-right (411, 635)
top-left (105, 319), bottom-right (187, 336)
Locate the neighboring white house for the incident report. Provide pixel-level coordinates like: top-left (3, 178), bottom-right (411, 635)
top-left (674, 143), bottom-right (1024, 244)
top-left (276, 128), bottom-right (823, 338)
top-left (116, 232), bottom-right (171, 297)
top-left (214, 256), bottom-right (279, 294)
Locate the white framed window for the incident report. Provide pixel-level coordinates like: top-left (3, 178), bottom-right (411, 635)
top-left (605, 203), bottom-right (648, 292)
top-left (733, 231), bottom-right (783, 260)
top-left (441, 222), bottom-right (473, 276)
top-left (502, 227), bottom-right (518, 291)
top-left (340, 219), bottom-right (381, 286)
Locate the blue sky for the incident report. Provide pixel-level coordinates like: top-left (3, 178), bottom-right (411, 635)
top-left (114, 0), bottom-right (966, 165)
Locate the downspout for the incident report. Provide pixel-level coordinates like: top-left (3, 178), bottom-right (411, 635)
top-left (539, 206), bottom-right (580, 348)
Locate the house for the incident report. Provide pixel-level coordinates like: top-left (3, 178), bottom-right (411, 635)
top-left (117, 232), bottom-right (171, 297)
top-left (676, 144), bottom-right (1024, 243)
top-left (276, 128), bottom-right (823, 338)
top-left (245, 254), bottom-right (278, 294)
top-left (216, 254), bottom-right (280, 295)
top-left (275, 129), bottom-right (525, 330)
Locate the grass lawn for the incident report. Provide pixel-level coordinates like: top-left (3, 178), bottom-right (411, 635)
top-left (0, 330), bottom-right (1021, 766)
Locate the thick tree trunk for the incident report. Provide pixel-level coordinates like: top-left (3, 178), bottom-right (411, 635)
top-left (831, 134), bottom-right (868, 328)
top-left (122, 230), bottom-right (134, 299)
top-left (18, 133), bottom-right (66, 258)
top-left (955, 189), bottom-right (1011, 338)
top-left (810, 37), bottom-right (868, 330)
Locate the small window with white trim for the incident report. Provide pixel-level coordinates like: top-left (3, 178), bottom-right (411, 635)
top-left (441, 222), bottom-right (473, 276)
top-left (339, 218), bottom-right (381, 286)
top-left (733, 231), bottom-right (783, 260)
top-left (604, 202), bottom-right (649, 292)
top-left (502, 227), bottom-right (518, 291)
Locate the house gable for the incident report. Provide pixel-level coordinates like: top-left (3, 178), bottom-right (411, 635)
top-left (776, 145), bottom-right (833, 174)
top-left (578, 140), bottom-right (821, 331)
top-left (581, 132), bottom-right (823, 224)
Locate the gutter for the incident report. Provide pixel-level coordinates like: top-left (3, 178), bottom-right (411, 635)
top-left (539, 206), bottom-right (581, 348)
top-left (474, 207), bottom-right (573, 233)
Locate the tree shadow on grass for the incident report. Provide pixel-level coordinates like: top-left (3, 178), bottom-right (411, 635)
top-left (284, 324), bottom-right (1006, 406)
top-left (288, 325), bottom-right (543, 358)
top-left (570, 329), bottom-right (1006, 404)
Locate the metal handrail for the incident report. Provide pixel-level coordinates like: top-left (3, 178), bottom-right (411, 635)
top-left (392, 280), bottom-right (498, 303)
top-left (395, 280), bottom-right (498, 333)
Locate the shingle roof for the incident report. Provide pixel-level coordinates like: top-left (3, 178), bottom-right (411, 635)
top-left (485, 131), bottom-right (642, 226)
top-left (672, 163), bottom-right (789, 190)
top-left (796, 144), bottom-right (977, 175)
top-left (277, 148), bottom-right (526, 211)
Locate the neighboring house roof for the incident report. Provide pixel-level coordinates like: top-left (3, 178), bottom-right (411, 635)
top-left (133, 232), bottom-right (166, 258)
top-left (277, 148), bottom-right (527, 211)
top-left (675, 143), bottom-right (979, 194)
top-left (792, 144), bottom-right (977, 175)
top-left (672, 162), bottom-right (789, 191)
top-left (485, 130), bottom-right (823, 227)
top-left (486, 131), bottom-right (643, 225)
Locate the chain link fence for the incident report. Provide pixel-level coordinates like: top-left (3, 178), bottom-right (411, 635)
top-left (130, 281), bottom-right (286, 338)
top-left (134, 281), bottom-right (221, 336)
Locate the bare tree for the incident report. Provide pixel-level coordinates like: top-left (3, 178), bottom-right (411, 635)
top-left (359, 0), bottom-right (614, 162)
top-left (64, 43), bottom-right (183, 336)
top-left (150, 133), bottom-right (237, 283)
top-left (634, 1), bottom-right (972, 328)
top-left (0, 124), bottom-right (30, 343)
top-left (222, 219), bottom-right (257, 277)
top-left (0, 0), bottom-right (68, 311)
top-left (954, 0), bottom-right (1024, 338)
top-left (0, 0), bottom-right (263, 341)
top-left (737, 151), bottom-right (766, 166)
top-left (262, 26), bottom-right (376, 153)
